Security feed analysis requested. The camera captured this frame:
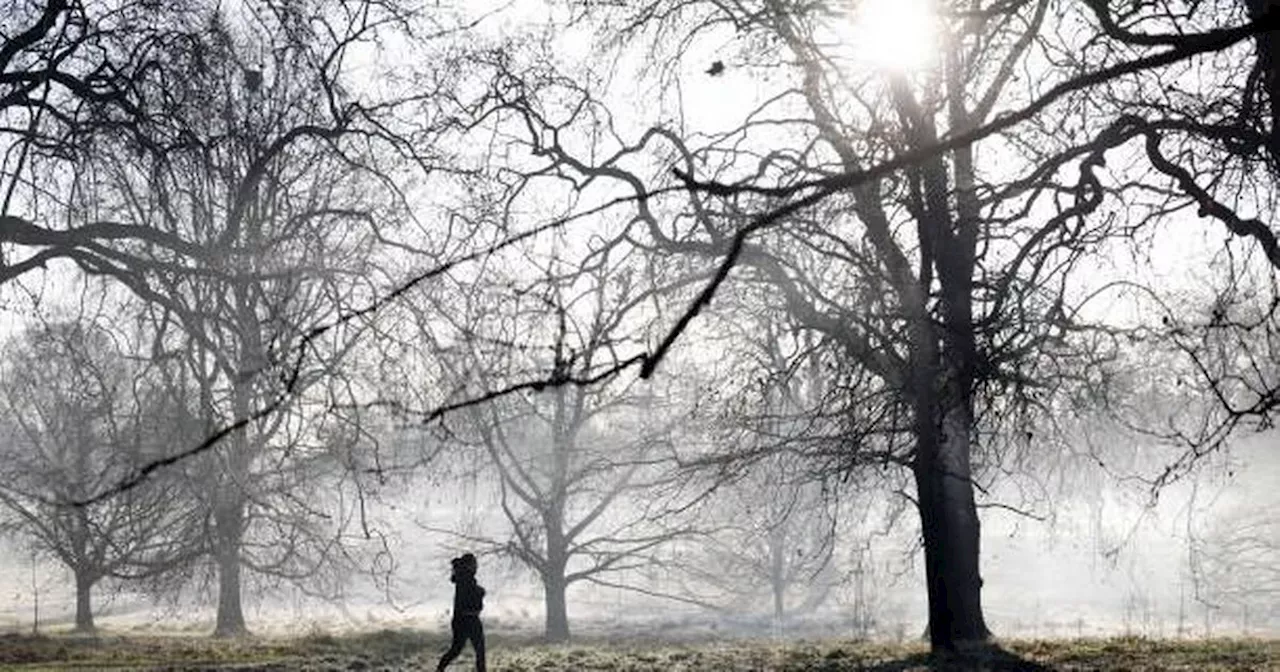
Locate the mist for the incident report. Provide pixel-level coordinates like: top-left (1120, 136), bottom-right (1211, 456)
top-left (2, 424), bottom-right (1275, 640)
top-left (2, 1), bottom-right (1280, 670)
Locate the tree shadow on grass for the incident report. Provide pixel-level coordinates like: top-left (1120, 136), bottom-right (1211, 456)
top-left (864, 644), bottom-right (1052, 671)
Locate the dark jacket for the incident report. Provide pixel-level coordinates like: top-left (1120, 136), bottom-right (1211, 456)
top-left (452, 571), bottom-right (485, 616)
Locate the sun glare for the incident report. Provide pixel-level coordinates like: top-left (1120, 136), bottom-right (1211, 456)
top-left (839, 0), bottom-right (939, 73)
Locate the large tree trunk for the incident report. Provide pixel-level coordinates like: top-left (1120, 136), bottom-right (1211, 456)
top-left (543, 383), bottom-right (573, 643)
top-left (73, 571), bottom-right (95, 634)
top-left (906, 262), bottom-right (989, 652)
top-left (213, 501), bottom-right (248, 638)
top-left (70, 445), bottom-right (95, 636)
top-left (921, 59), bottom-right (990, 646)
top-left (542, 570), bottom-right (570, 643)
top-left (214, 356), bottom-right (254, 639)
top-left (915, 400), bottom-right (989, 651)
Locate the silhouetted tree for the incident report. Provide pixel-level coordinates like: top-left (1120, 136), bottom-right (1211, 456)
top-left (77, 0), bottom-right (425, 635)
top-left (0, 319), bottom-right (202, 633)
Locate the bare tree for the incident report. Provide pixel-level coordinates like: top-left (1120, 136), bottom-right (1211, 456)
top-left (690, 453), bottom-right (839, 626)
top-left (676, 309), bottom-right (844, 625)
top-left (1187, 490), bottom-right (1280, 631)
top-left (0, 318), bottom-right (202, 633)
top-left (406, 249), bottom-right (707, 642)
top-left (73, 0), bottom-right (428, 635)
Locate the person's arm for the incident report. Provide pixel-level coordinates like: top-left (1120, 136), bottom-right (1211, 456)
top-left (462, 581), bottom-right (484, 612)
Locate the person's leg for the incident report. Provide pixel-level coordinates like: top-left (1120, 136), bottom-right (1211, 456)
top-left (468, 618), bottom-right (486, 672)
top-left (436, 620), bottom-right (466, 672)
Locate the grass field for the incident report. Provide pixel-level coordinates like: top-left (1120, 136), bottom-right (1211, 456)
top-left (0, 630), bottom-right (1276, 670)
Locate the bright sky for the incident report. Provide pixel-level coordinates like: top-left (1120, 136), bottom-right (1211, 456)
top-left (836, 0), bottom-right (941, 72)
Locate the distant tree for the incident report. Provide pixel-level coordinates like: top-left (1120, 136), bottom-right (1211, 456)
top-left (1188, 500), bottom-right (1280, 629)
top-left (0, 319), bottom-right (202, 634)
top-left (409, 252), bottom-right (706, 642)
top-left (691, 453), bottom-right (839, 625)
top-left (678, 312), bottom-right (841, 624)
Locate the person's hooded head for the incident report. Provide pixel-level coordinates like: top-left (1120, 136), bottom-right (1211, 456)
top-left (450, 553), bottom-right (477, 581)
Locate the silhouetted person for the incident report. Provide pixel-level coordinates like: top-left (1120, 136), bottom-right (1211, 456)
top-left (437, 553), bottom-right (486, 672)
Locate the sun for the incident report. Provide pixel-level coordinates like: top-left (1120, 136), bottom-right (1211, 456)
top-left (835, 0), bottom-right (940, 73)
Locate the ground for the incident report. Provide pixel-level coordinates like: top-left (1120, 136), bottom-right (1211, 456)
top-left (0, 630), bottom-right (1276, 670)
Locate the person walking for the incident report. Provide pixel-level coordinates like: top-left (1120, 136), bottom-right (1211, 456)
top-left (437, 553), bottom-right (486, 672)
